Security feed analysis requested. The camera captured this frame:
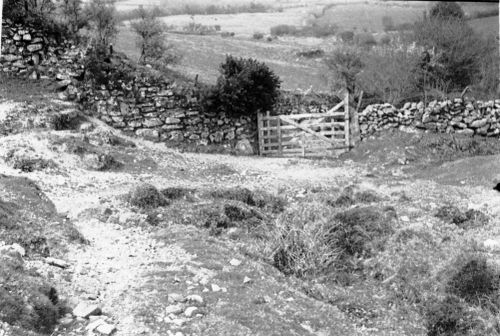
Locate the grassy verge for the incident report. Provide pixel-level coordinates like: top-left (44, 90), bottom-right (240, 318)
top-left (0, 175), bottom-right (85, 334)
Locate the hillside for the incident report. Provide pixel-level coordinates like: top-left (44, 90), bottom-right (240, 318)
top-left (115, 0), bottom-right (499, 92)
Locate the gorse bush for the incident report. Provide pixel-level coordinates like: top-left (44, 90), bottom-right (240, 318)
top-left (201, 55), bottom-right (281, 118)
top-left (128, 183), bottom-right (168, 208)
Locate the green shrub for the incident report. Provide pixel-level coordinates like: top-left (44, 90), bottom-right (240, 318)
top-left (201, 55), bottom-right (281, 118)
top-left (128, 184), bottom-right (168, 209)
top-left (446, 255), bottom-right (500, 309)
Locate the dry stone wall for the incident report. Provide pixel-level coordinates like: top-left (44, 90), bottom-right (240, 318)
top-left (0, 19), bottom-right (84, 81)
top-left (359, 99), bottom-right (500, 138)
top-left (86, 78), bottom-right (255, 146)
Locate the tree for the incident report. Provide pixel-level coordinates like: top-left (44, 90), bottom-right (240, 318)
top-left (130, 6), bottom-right (178, 69)
top-left (84, 0), bottom-right (117, 50)
top-left (324, 46), bottom-right (364, 95)
top-left (412, 16), bottom-right (489, 93)
top-left (58, 0), bottom-right (86, 38)
top-left (429, 2), bottom-right (465, 21)
top-left (201, 55), bottom-right (281, 118)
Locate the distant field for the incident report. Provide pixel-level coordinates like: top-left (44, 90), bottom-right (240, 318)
top-left (117, 26), bottom-right (332, 92)
top-left (157, 9), bottom-right (307, 38)
top-left (469, 15), bottom-right (499, 38)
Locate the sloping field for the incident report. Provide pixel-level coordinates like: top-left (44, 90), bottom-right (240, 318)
top-left (117, 27), bottom-right (332, 91)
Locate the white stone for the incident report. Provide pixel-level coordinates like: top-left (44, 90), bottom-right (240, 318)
top-left (86, 318), bottom-right (105, 331)
top-left (184, 307), bottom-right (197, 317)
top-left (46, 257), bottom-right (70, 268)
top-left (211, 284), bottom-right (221, 292)
top-left (484, 239), bottom-right (500, 252)
top-left (165, 304), bottom-right (184, 315)
top-left (185, 294), bottom-right (203, 304)
top-left (96, 322), bottom-right (116, 335)
top-left (72, 302), bottom-right (102, 318)
top-left (229, 258), bottom-right (241, 266)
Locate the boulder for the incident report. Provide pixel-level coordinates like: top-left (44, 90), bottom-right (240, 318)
top-left (235, 139), bottom-right (254, 156)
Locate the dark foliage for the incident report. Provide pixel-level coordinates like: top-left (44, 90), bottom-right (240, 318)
top-left (201, 55), bottom-right (281, 118)
top-left (429, 2), bottom-right (465, 21)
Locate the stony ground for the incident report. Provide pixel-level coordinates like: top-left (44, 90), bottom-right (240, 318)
top-left (1, 88), bottom-right (500, 336)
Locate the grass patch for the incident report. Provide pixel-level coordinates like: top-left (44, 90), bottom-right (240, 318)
top-left (0, 252), bottom-right (64, 334)
top-left (0, 175), bottom-right (85, 256)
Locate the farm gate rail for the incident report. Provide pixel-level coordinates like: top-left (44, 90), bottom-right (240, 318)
top-left (258, 94), bottom-right (350, 157)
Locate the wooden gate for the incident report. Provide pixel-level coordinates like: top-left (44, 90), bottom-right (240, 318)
top-left (258, 94), bottom-right (350, 157)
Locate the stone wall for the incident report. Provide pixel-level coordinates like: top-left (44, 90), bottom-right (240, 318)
top-left (359, 99), bottom-right (500, 138)
top-left (0, 19), bottom-right (83, 80)
top-left (86, 77), bottom-right (255, 146)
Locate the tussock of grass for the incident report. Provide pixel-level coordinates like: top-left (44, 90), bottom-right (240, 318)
top-left (435, 205), bottom-right (489, 229)
top-left (425, 295), bottom-right (474, 336)
top-left (446, 254), bottom-right (500, 310)
top-left (161, 187), bottom-right (196, 201)
top-left (128, 184), bottom-right (169, 209)
top-left (355, 190), bottom-right (382, 203)
top-left (207, 187), bottom-right (286, 213)
top-left (269, 202), bottom-right (395, 278)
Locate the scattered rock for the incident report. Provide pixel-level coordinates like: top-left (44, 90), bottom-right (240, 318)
top-left (167, 293), bottom-right (184, 303)
top-left (211, 284), bottom-right (221, 292)
top-left (86, 319), bottom-right (105, 331)
top-left (72, 302), bottom-right (102, 318)
top-left (185, 294), bottom-right (203, 304)
top-left (96, 322), bottom-right (116, 335)
top-left (184, 307), bottom-right (198, 317)
top-left (46, 257), bottom-right (70, 268)
top-left (165, 304), bottom-right (184, 315)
